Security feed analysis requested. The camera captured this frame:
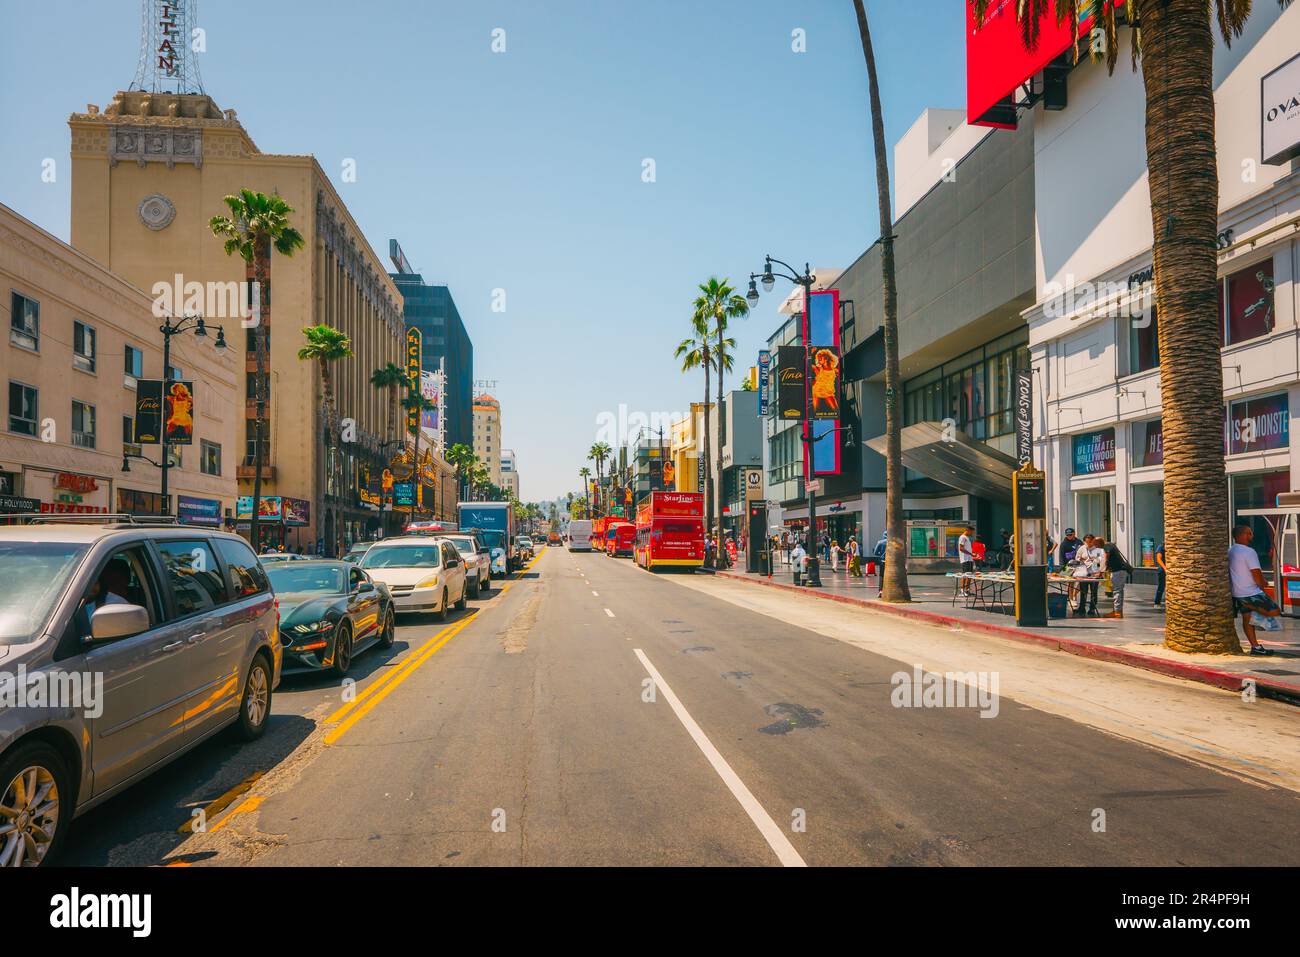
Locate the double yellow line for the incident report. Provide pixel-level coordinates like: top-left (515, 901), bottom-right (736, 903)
top-left (322, 548), bottom-right (547, 744)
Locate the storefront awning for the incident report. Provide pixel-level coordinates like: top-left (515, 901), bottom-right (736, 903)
top-left (865, 422), bottom-right (1018, 502)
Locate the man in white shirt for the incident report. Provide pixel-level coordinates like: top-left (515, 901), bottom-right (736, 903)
top-left (957, 525), bottom-right (976, 597)
top-left (1228, 524), bottom-right (1277, 655)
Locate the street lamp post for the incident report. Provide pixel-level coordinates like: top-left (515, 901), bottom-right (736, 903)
top-left (131, 314), bottom-right (227, 516)
top-left (747, 256), bottom-right (829, 585)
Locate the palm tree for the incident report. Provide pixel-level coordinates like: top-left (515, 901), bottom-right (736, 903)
top-left (973, 0), bottom-right (1250, 651)
top-left (370, 362), bottom-right (406, 447)
top-left (209, 189), bottom-right (305, 551)
top-left (852, 0), bottom-right (910, 603)
top-left (299, 325), bottom-right (355, 553)
top-left (579, 466), bottom-right (592, 510)
top-left (695, 277), bottom-right (749, 559)
top-left (676, 311), bottom-right (715, 554)
top-left (445, 442), bottom-right (477, 501)
top-left (589, 441), bottom-right (612, 515)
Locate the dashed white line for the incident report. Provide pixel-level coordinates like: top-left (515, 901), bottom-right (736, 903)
top-left (592, 590), bottom-right (599, 597)
top-left (604, 608), bottom-right (615, 618)
top-left (632, 648), bottom-right (807, 868)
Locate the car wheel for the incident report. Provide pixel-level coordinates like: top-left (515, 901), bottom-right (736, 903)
top-left (235, 654), bottom-right (272, 741)
top-left (455, 581), bottom-right (468, 611)
top-left (436, 589), bottom-right (449, 622)
top-left (0, 741), bottom-right (70, 867)
top-left (479, 572), bottom-right (490, 594)
top-left (330, 622), bottom-right (354, 679)
top-left (468, 575), bottom-right (480, 599)
top-left (377, 607), bottom-right (396, 649)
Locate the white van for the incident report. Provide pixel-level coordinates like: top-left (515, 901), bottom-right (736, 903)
top-left (567, 519), bottom-right (594, 551)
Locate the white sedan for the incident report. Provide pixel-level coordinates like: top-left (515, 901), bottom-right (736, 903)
top-left (359, 537), bottom-right (468, 620)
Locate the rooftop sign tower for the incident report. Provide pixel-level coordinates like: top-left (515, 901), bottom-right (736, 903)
top-left (130, 0), bottom-right (205, 95)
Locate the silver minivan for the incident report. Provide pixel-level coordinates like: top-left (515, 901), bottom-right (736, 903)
top-left (0, 517), bottom-right (282, 866)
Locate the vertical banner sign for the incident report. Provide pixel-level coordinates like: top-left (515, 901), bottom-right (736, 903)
top-left (165, 381), bottom-right (195, 445)
top-left (776, 346), bottom-right (805, 420)
top-left (405, 327), bottom-right (422, 433)
top-left (1014, 369), bottom-right (1033, 465)
top-left (135, 380), bottom-right (164, 444)
top-left (806, 289), bottom-right (842, 476)
top-left (757, 350), bottom-right (771, 417)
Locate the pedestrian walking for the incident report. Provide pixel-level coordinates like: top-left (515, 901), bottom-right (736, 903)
top-left (1153, 542), bottom-right (1166, 608)
top-left (873, 532), bottom-right (887, 595)
top-left (1229, 524), bottom-right (1278, 655)
top-left (1094, 535), bottom-right (1133, 619)
top-left (830, 540), bottom-right (841, 572)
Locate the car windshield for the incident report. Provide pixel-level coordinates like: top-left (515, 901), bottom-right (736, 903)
top-left (0, 541), bottom-right (89, 645)
top-left (445, 537), bottom-right (475, 555)
top-left (479, 531), bottom-right (506, 551)
top-left (361, 544), bottom-right (442, 569)
top-left (266, 563), bottom-right (346, 595)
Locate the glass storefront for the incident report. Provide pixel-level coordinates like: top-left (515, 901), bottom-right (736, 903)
top-left (1232, 470), bottom-right (1290, 571)
top-left (1130, 482), bottom-right (1164, 567)
top-left (902, 329), bottom-right (1031, 449)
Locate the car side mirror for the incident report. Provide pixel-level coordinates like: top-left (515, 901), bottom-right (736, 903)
top-left (357, 581), bottom-right (375, 594)
top-left (89, 604), bottom-right (151, 642)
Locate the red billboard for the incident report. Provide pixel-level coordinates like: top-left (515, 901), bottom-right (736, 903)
top-left (966, 1), bottom-right (1110, 128)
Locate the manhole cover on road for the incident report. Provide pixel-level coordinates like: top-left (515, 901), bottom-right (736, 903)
top-left (681, 645), bottom-right (714, 654)
top-left (759, 702), bottom-right (826, 735)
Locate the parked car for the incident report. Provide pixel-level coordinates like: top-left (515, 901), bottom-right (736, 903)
top-left (259, 552), bottom-right (309, 563)
top-left (440, 533), bottom-right (492, 598)
top-left (341, 542), bottom-right (374, 565)
top-left (359, 537), bottom-right (467, 619)
top-left (516, 536), bottom-right (535, 561)
top-left (265, 561), bottom-right (394, 677)
top-left (0, 516), bottom-right (281, 867)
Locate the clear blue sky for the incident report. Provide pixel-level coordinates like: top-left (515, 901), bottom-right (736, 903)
top-left (0, 0), bottom-right (967, 502)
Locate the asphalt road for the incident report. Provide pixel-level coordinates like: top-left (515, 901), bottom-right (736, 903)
top-left (64, 547), bottom-right (1300, 866)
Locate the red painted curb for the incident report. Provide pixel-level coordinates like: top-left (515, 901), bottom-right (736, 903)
top-left (716, 571), bottom-right (1299, 703)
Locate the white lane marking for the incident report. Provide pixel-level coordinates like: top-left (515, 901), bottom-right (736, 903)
top-left (604, 608), bottom-right (615, 618)
top-left (592, 590), bottom-right (599, 597)
top-left (633, 648), bottom-right (806, 867)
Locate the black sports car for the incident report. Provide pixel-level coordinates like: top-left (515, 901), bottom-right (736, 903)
top-left (265, 560), bottom-right (396, 677)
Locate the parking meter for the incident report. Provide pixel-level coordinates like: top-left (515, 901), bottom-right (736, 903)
top-left (1013, 465), bottom-right (1048, 627)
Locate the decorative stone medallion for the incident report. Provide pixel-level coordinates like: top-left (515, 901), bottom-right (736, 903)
top-left (138, 194), bottom-right (177, 231)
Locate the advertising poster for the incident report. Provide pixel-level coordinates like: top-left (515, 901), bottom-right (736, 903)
top-left (757, 349), bottom-right (771, 417)
top-left (164, 380), bottom-right (195, 445)
top-left (236, 495), bottom-right (282, 521)
top-left (177, 495), bottom-right (222, 527)
top-left (135, 379), bottom-right (164, 445)
top-left (1014, 369), bottom-right (1033, 465)
top-left (282, 497), bottom-right (311, 526)
top-left (1071, 429), bottom-right (1116, 476)
top-left (392, 482), bottom-right (414, 508)
top-left (806, 289), bottom-right (842, 475)
top-left (1133, 419), bottom-right (1163, 468)
top-left (1227, 392), bottom-right (1289, 455)
top-left (776, 346), bottom-right (805, 421)
top-left (420, 370), bottom-right (441, 433)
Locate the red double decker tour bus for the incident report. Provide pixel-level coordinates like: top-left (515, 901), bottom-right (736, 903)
top-left (635, 491), bottom-right (704, 572)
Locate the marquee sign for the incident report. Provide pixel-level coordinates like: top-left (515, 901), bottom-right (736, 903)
top-left (1262, 52), bottom-right (1300, 166)
top-left (405, 327), bottom-right (422, 433)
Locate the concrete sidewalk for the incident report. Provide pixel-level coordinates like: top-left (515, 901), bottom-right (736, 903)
top-left (717, 555), bottom-right (1300, 704)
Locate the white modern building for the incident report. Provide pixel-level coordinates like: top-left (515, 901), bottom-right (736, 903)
top-left (1025, 4), bottom-right (1300, 576)
top-left (500, 448), bottom-right (519, 498)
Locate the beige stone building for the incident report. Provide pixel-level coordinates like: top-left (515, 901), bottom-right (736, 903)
top-left (67, 90), bottom-right (404, 551)
top-left (1, 202), bottom-right (237, 522)
top-left (472, 393), bottom-right (502, 487)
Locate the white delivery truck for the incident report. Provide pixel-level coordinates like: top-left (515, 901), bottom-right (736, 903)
top-left (567, 519), bottom-right (594, 551)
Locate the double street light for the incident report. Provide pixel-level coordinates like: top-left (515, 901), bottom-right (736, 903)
top-left (747, 256), bottom-right (854, 588)
top-left (122, 315), bottom-right (227, 517)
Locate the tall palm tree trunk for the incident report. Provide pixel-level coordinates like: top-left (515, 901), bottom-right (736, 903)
top-left (1139, 0), bottom-right (1237, 652)
top-left (715, 334), bottom-right (729, 567)
top-left (702, 346), bottom-right (714, 559)
top-left (250, 240), bottom-right (269, 552)
top-left (854, 0), bottom-right (910, 602)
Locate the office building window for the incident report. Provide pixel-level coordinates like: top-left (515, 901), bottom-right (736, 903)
top-left (123, 415), bottom-right (141, 455)
top-left (9, 382), bottom-right (37, 436)
top-left (124, 344), bottom-right (143, 387)
top-left (1222, 259), bottom-right (1274, 346)
top-left (73, 320), bottom-right (96, 373)
top-left (903, 332), bottom-right (1030, 441)
top-left (1128, 306), bottom-right (1160, 374)
top-left (201, 440), bottom-right (222, 476)
top-left (245, 420), bottom-right (269, 464)
top-left (72, 400), bottom-right (96, 448)
top-left (10, 292), bottom-right (39, 350)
